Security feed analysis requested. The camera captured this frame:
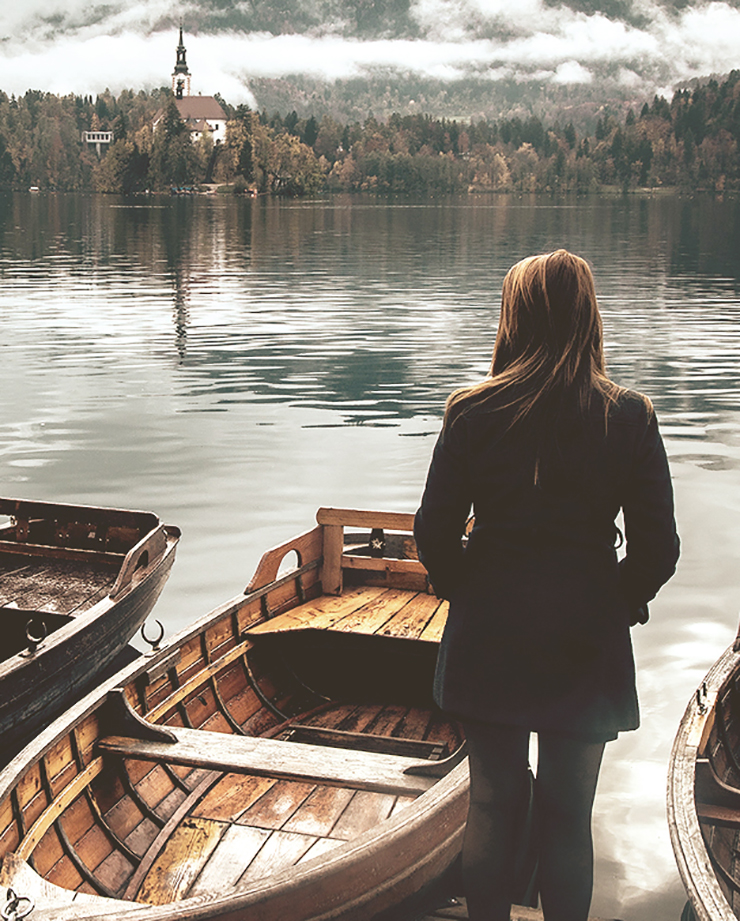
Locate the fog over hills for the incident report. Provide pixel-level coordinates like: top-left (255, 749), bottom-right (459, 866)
top-left (0, 0), bottom-right (738, 124)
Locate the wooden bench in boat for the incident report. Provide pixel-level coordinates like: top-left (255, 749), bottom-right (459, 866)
top-left (246, 586), bottom-right (448, 644)
top-left (98, 725), bottom-right (440, 797)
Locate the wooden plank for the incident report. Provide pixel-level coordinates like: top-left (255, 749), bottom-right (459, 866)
top-left (123, 771), bottom-right (221, 901)
top-left (124, 818), bottom-right (159, 857)
top-left (236, 780), bottom-right (316, 830)
top-left (136, 816), bottom-right (226, 905)
top-left (245, 585), bottom-right (389, 635)
top-left (366, 704), bottom-right (409, 737)
top-left (331, 703), bottom-right (385, 734)
top-left (0, 542), bottom-right (124, 566)
top-left (320, 524), bottom-right (343, 595)
top-left (332, 589), bottom-right (420, 635)
top-left (93, 848), bottom-right (135, 896)
top-left (281, 786), bottom-right (355, 837)
top-left (188, 824), bottom-right (271, 897)
top-left (698, 802), bottom-right (740, 826)
top-left (98, 727), bottom-right (437, 797)
top-left (145, 639), bottom-right (252, 723)
top-left (379, 592), bottom-right (444, 640)
top-left (16, 758), bottom-right (105, 862)
top-left (397, 707), bottom-right (437, 742)
top-left (192, 774), bottom-right (278, 823)
top-left (316, 508), bottom-right (415, 531)
top-left (329, 790), bottom-right (397, 839)
top-left (0, 558), bottom-right (115, 613)
top-left (420, 600), bottom-right (449, 642)
top-left (239, 829), bottom-right (318, 882)
top-left (278, 726), bottom-right (446, 760)
top-left (246, 526), bottom-right (323, 593)
top-left (297, 835), bottom-right (344, 863)
top-left (341, 555), bottom-right (427, 576)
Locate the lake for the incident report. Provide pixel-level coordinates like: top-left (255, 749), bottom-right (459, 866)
top-left (2, 189), bottom-right (740, 920)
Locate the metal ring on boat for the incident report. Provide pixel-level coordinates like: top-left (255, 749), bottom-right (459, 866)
top-left (24, 619), bottom-right (47, 653)
top-left (141, 618), bottom-right (165, 652)
top-left (2, 888), bottom-right (34, 920)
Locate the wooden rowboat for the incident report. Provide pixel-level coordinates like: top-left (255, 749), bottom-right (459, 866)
top-left (0, 497), bottom-right (180, 760)
top-left (668, 631), bottom-right (740, 921)
top-left (0, 508), bottom-right (468, 921)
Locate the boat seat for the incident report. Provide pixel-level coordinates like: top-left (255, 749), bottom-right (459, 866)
top-left (97, 725), bottom-right (438, 796)
top-left (274, 724), bottom-right (448, 760)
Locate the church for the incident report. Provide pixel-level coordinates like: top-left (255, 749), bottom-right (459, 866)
top-left (154, 26), bottom-right (227, 142)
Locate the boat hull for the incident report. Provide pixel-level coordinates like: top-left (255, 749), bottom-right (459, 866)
top-left (0, 497), bottom-right (180, 759)
top-left (668, 641), bottom-right (740, 921)
top-left (0, 508), bottom-right (467, 921)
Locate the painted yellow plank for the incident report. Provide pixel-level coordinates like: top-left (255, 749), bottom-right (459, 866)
top-left (137, 816), bottom-right (226, 905)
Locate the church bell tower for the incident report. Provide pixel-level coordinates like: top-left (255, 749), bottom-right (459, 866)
top-left (172, 23), bottom-right (191, 99)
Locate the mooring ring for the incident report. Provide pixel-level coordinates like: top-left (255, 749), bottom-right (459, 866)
top-left (25, 619), bottom-right (47, 651)
top-left (140, 619), bottom-right (165, 651)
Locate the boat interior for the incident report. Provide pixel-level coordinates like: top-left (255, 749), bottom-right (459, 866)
top-left (0, 499), bottom-right (165, 660)
top-left (694, 668), bottom-right (740, 913)
top-left (0, 509), bottom-right (462, 913)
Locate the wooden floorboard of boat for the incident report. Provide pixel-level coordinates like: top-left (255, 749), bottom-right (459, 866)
top-left (247, 586), bottom-right (445, 642)
top-left (0, 557), bottom-right (115, 613)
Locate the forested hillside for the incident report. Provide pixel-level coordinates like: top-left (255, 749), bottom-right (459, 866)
top-left (0, 70), bottom-right (738, 194)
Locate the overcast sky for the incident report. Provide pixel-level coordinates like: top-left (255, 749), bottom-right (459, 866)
top-left (0, 0), bottom-right (738, 106)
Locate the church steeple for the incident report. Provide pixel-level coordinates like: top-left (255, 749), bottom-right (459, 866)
top-left (172, 22), bottom-right (191, 99)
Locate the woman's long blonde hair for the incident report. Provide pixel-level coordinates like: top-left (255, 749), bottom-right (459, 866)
top-left (445, 249), bottom-right (622, 429)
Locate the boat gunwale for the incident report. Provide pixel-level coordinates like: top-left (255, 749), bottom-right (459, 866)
top-left (8, 756), bottom-right (467, 921)
top-left (668, 640), bottom-right (740, 921)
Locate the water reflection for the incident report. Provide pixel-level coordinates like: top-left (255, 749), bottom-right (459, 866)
top-left (2, 191), bottom-right (740, 920)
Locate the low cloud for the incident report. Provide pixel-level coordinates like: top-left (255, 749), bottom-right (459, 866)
top-left (0, 0), bottom-right (737, 104)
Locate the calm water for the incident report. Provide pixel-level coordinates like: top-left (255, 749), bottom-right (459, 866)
top-left (3, 190), bottom-right (740, 920)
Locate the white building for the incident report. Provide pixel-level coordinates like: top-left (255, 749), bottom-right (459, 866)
top-left (153, 27), bottom-right (227, 143)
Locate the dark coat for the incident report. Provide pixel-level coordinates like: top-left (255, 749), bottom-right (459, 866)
top-left (414, 389), bottom-right (679, 741)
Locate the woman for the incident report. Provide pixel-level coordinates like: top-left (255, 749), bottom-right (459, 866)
top-left (414, 250), bottom-right (679, 921)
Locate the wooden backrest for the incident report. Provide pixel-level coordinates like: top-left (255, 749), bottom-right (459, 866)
top-left (315, 508), bottom-right (427, 595)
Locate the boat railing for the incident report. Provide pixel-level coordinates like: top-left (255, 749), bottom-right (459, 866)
top-left (245, 508), bottom-right (430, 602)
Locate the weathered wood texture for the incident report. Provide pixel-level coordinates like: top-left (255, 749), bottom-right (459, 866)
top-left (0, 509), bottom-right (466, 921)
top-left (0, 558), bottom-right (115, 614)
top-left (98, 728), bottom-right (438, 796)
top-left (247, 587), bottom-right (448, 643)
top-left (668, 641), bottom-right (740, 921)
top-left (0, 500), bottom-right (180, 759)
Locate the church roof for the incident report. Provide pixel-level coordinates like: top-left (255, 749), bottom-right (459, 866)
top-left (175, 97), bottom-right (226, 122)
